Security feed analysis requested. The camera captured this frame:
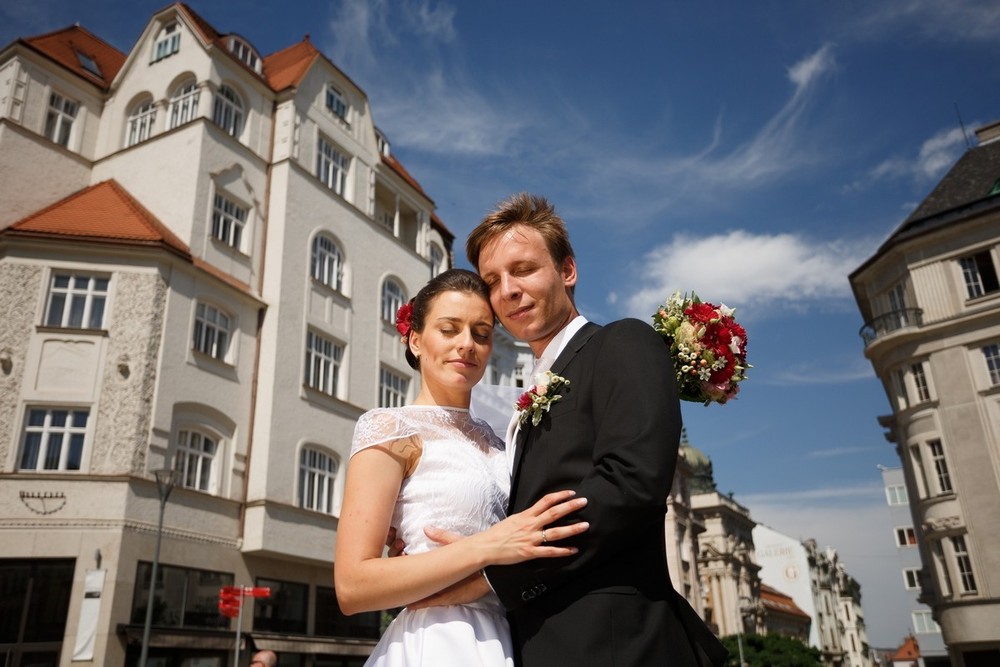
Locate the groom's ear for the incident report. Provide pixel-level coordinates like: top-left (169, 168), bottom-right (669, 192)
top-left (561, 256), bottom-right (578, 288)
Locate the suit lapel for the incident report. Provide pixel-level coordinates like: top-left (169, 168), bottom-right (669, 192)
top-left (507, 322), bottom-right (601, 513)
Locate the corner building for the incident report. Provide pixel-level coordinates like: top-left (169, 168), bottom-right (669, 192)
top-left (0, 3), bottom-right (458, 665)
top-left (851, 119), bottom-right (1000, 667)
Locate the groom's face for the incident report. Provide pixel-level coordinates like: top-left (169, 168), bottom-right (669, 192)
top-left (478, 224), bottom-right (578, 356)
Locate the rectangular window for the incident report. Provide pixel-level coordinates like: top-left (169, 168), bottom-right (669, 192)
top-left (911, 362), bottom-right (931, 402)
top-left (912, 610), bottom-right (939, 634)
top-left (325, 84), bottom-right (349, 120)
top-left (304, 331), bottom-right (343, 396)
top-left (44, 92), bottom-right (78, 147)
top-left (983, 343), bottom-right (1000, 386)
top-left (0, 559), bottom-right (75, 649)
top-left (317, 136), bottom-right (350, 196)
top-left (960, 251), bottom-right (999, 299)
top-left (19, 408), bottom-right (89, 471)
top-left (379, 368), bottom-right (408, 408)
top-left (131, 562), bottom-right (231, 629)
top-left (192, 303), bottom-right (231, 361)
top-left (895, 527), bottom-right (917, 547)
top-left (314, 586), bottom-right (382, 639)
top-left (298, 448), bottom-right (338, 514)
top-left (928, 439), bottom-right (953, 494)
top-left (253, 578), bottom-right (307, 633)
top-left (45, 274), bottom-right (109, 329)
top-left (886, 484), bottom-right (908, 506)
top-left (952, 536), bottom-right (977, 593)
top-left (211, 193), bottom-right (248, 250)
top-left (175, 430), bottom-right (217, 493)
top-left (903, 568), bottom-right (920, 590)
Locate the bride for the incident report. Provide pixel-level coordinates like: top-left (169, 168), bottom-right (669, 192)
top-left (334, 268), bottom-right (588, 666)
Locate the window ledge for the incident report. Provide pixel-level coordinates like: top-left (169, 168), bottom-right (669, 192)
top-left (309, 277), bottom-right (349, 301)
top-left (189, 350), bottom-right (239, 380)
top-left (36, 325), bottom-right (108, 337)
top-left (302, 384), bottom-right (364, 419)
top-left (210, 236), bottom-right (251, 260)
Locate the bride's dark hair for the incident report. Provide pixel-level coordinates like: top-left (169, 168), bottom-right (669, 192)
top-left (403, 269), bottom-right (493, 370)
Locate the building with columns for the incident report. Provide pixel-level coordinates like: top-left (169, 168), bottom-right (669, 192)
top-left (0, 4), bottom-right (479, 665)
top-left (850, 118), bottom-right (1000, 667)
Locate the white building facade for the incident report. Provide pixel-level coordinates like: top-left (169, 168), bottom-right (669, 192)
top-left (0, 4), bottom-right (464, 666)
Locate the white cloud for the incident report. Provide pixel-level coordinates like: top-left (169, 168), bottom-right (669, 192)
top-left (858, 0), bottom-right (1000, 42)
top-left (807, 446), bottom-right (881, 459)
top-left (623, 230), bottom-right (872, 319)
top-left (858, 126), bottom-right (968, 189)
top-left (325, 0), bottom-right (525, 156)
top-left (768, 359), bottom-right (876, 386)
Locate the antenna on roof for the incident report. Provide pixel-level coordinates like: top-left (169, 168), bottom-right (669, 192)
top-left (954, 102), bottom-right (971, 149)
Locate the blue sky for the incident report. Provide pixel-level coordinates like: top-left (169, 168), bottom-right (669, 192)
top-left (7, 0), bottom-right (1000, 648)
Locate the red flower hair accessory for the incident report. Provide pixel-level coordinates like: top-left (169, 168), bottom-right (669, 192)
top-left (395, 302), bottom-right (414, 344)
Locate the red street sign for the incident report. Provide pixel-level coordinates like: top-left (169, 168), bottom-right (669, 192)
top-left (244, 587), bottom-right (271, 598)
top-left (218, 587), bottom-right (242, 618)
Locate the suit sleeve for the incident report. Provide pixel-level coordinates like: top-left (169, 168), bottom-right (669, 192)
top-left (486, 318), bottom-right (682, 609)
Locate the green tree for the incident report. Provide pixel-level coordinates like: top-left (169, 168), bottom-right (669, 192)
top-left (720, 633), bottom-right (822, 666)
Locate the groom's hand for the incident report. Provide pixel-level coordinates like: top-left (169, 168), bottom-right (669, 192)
top-left (407, 526), bottom-right (490, 608)
top-left (385, 527), bottom-right (406, 557)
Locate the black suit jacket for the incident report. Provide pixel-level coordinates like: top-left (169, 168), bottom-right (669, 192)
top-left (486, 319), bottom-right (728, 667)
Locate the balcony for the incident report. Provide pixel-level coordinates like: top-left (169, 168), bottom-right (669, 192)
top-left (859, 308), bottom-right (923, 347)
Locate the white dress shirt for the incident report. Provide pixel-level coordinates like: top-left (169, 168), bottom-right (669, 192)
top-left (505, 315), bottom-right (589, 473)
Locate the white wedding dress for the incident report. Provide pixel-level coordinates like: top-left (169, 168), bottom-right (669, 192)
top-left (351, 405), bottom-right (513, 667)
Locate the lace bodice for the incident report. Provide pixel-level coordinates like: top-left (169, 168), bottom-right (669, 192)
top-left (351, 406), bottom-right (510, 556)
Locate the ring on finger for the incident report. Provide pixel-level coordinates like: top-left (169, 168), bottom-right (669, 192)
top-left (540, 529), bottom-right (548, 544)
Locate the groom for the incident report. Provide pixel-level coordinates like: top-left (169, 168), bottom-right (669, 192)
top-left (425, 193), bottom-right (727, 666)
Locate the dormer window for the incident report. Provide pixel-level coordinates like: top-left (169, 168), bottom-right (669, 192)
top-left (376, 131), bottom-right (390, 157)
top-left (228, 37), bottom-right (261, 73)
top-left (325, 84), bottom-right (349, 122)
top-left (153, 22), bottom-right (181, 62)
top-left (76, 51), bottom-right (101, 77)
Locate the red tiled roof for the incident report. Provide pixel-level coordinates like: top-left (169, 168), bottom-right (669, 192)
top-left (4, 180), bottom-right (190, 257)
top-left (263, 37), bottom-right (320, 91)
top-left (431, 211), bottom-right (454, 243)
top-left (382, 153), bottom-right (432, 201)
top-left (891, 635), bottom-right (920, 660)
top-left (4, 180), bottom-right (256, 295)
top-left (20, 24), bottom-right (125, 90)
top-left (760, 583), bottom-right (811, 620)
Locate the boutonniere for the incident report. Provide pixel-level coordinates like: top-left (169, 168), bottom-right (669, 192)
top-left (515, 371), bottom-right (571, 426)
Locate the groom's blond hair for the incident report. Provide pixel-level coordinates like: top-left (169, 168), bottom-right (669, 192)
top-left (466, 193), bottom-right (575, 272)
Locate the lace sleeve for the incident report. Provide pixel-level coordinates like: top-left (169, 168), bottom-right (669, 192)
top-left (351, 408), bottom-right (420, 458)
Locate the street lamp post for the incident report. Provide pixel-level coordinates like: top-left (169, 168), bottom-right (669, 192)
top-left (139, 468), bottom-right (181, 667)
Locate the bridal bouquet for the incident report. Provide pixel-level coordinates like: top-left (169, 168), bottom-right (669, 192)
top-left (652, 291), bottom-right (749, 405)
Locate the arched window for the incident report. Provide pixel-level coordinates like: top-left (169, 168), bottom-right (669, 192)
top-left (299, 448), bottom-right (339, 513)
top-left (381, 279), bottom-right (405, 322)
top-left (175, 428), bottom-right (218, 493)
top-left (430, 243), bottom-right (445, 278)
top-left (212, 85), bottom-right (244, 138)
top-left (311, 235), bottom-right (344, 291)
top-left (126, 99), bottom-right (156, 146)
top-left (168, 80), bottom-right (200, 129)
top-left (228, 37), bottom-right (261, 73)
top-left (153, 22), bottom-right (181, 62)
